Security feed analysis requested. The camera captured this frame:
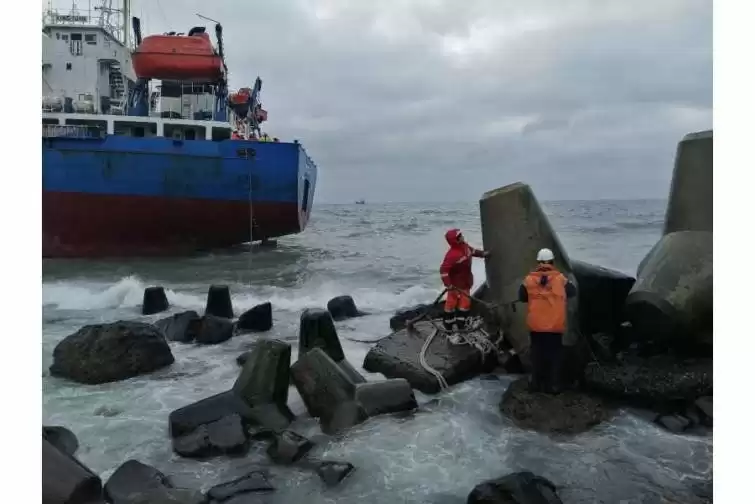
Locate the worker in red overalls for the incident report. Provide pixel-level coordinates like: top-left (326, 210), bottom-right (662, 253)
top-left (439, 228), bottom-right (490, 342)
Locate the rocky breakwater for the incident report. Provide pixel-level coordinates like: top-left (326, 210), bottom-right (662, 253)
top-left (581, 130), bottom-right (714, 433)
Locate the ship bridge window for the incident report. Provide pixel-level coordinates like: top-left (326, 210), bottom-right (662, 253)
top-left (164, 124), bottom-right (206, 141)
top-left (70, 33), bottom-right (82, 56)
top-left (64, 118), bottom-right (106, 137)
top-left (85, 34), bottom-right (97, 45)
top-left (42, 118), bottom-right (60, 126)
top-left (212, 128), bottom-right (231, 142)
top-left (114, 121), bottom-right (158, 138)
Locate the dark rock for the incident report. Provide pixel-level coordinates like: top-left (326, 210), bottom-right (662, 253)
top-left (389, 303), bottom-right (443, 332)
top-left (105, 460), bottom-right (204, 504)
top-left (571, 260), bottom-right (635, 336)
top-left (291, 348), bottom-right (367, 434)
top-left (205, 284), bottom-right (234, 319)
top-left (232, 339), bottom-right (294, 430)
top-left (155, 311), bottom-right (201, 343)
top-left (43, 438), bottom-right (103, 504)
top-left (684, 404), bottom-right (702, 427)
top-left (298, 308), bottom-right (345, 361)
top-left (354, 378), bottom-right (418, 417)
top-left (499, 378), bottom-right (615, 435)
top-left (583, 356), bottom-right (712, 408)
top-left (467, 471), bottom-right (562, 504)
top-left (266, 430), bottom-right (314, 464)
top-left (655, 414), bottom-right (691, 434)
top-left (326, 295), bottom-right (365, 321)
top-left (695, 396), bottom-right (713, 426)
top-left (173, 414), bottom-right (248, 459)
top-left (587, 332), bottom-right (616, 363)
top-left (314, 461), bottom-right (355, 487)
top-left (49, 321), bottom-right (175, 385)
top-left (195, 315), bottom-right (234, 345)
top-left (362, 321), bottom-right (497, 394)
top-left (142, 286), bottom-right (170, 315)
top-left (206, 471), bottom-right (273, 502)
top-left (236, 302), bottom-right (273, 333)
top-left (170, 391), bottom-right (268, 438)
top-left (43, 425), bottom-right (79, 456)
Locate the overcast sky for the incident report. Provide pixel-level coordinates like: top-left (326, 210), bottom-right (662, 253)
top-left (53, 0), bottom-right (712, 203)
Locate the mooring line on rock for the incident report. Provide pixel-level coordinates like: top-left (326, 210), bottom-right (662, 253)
top-left (419, 327), bottom-right (449, 391)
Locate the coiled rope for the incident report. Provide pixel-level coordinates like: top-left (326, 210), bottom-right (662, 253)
top-left (413, 287), bottom-right (503, 392)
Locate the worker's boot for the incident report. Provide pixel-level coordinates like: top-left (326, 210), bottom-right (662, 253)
top-left (442, 311), bottom-right (455, 332)
top-left (456, 309), bottom-right (470, 330)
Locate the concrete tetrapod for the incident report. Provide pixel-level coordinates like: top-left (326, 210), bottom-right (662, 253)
top-left (291, 348), bottom-right (367, 434)
top-left (43, 438), bottom-right (103, 504)
top-left (479, 182), bottom-right (580, 368)
top-left (663, 130), bottom-right (713, 235)
top-left (299, 308), bottom-right (367, 384)
top-left (292, 348), bottom-right (417, 434)
top-left (625, 230), bottom-right (713, 347)
top-left (232, 339), bottom-right (295, 430)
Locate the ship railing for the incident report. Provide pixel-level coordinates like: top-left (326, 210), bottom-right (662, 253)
top-left (42, 124), bottom-right (103, 139)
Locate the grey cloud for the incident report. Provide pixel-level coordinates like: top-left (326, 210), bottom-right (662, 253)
top-left (128, 0), bottom-right (711, 202)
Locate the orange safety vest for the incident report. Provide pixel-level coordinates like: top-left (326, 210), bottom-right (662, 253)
top-left (523, 265), bottom-right (568, 333)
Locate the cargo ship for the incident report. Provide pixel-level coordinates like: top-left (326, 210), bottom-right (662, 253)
top-left (42, 1), bottom-right (317, 257)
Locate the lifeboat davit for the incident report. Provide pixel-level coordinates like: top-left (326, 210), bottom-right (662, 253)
top-left (132, 29), bottom-right (223, 82)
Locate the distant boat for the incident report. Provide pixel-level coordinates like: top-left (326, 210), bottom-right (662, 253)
top-left (355, 199), bottom-right (365, 205)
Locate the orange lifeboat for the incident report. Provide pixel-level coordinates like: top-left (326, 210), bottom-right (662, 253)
top-left (132, 29), bottom-right (223, 82)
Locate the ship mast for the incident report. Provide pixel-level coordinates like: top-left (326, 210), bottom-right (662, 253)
top-left (94, 0), bottom-right (131, 47)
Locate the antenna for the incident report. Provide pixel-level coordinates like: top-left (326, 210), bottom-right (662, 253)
top-left (196, 13), bottom-right (221, 24)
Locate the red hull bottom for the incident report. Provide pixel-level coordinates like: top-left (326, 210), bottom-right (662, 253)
top-left (43, 192), bottom-right (302, 258)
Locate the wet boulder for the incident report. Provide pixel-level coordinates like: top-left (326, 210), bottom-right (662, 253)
top-left (291, 348), bottom-right (367, 434)
top-left (655, 414), bottom-right (692, 434)
top-left (354, 378), bottom-right (418, 417)
top-left (467, 471), bottom-right (563, 504)
top-left (205, 284), bottom-right (234, 319)
top-left (571, 260), bottom-right (635, 336)
top-left (104, 459), bottom-right (205, 504)
top-left (236, 302), bottom-right (273, 333)
top-left (362, 321), bottom-right (497, 394)
top-left (206, 471), bottom-right (274, 502)
top-left (43, 438), bottom-right (103, 504)
top-left (313, 461), bottom-right (356, 488)
top-left (266, 430), bottom-right (314, 464)
top-left (232, 339), bottom-right (295, 430)
top-left (43, 425), bottom-right (79, 456)
top-left (154, 311), bottom-right (201, 343)
top-left (194, 315), bottom-right (234, 345)
top-left (499, 378), bottom-right (615, 435)
top-left (583, 356), bottom-right (713, 408)
top-left (49, 321), bottom-right (175, 385)
top-left (327, 295), bottom-right (365, 321)
top-left (142, 286), bottom-right (170, 315)
top-left (389, 303), bottom-right (443, 332)
top-left (173, 413), bottom-right (249, 458)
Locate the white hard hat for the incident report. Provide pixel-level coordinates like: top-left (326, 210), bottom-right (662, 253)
top-left (536, 248), bottom-right (555, 262)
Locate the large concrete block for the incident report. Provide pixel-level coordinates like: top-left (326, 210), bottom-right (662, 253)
top-left (663, 130), bottom-right (713, 235)
top-left (479, 182), bottom-right (581, 367)
top-left (625, 231), bottom-right (712, 347)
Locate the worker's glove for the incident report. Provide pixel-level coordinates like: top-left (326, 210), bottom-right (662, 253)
top-left (483, 250), bottom-right (492, 258)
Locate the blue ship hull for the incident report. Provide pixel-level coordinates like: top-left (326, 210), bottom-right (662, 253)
top-left (42, 135), bottom-right (317, 257)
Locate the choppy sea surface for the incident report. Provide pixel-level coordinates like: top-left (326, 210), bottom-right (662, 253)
top-left (42, 200), bottom-right (712, 504)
